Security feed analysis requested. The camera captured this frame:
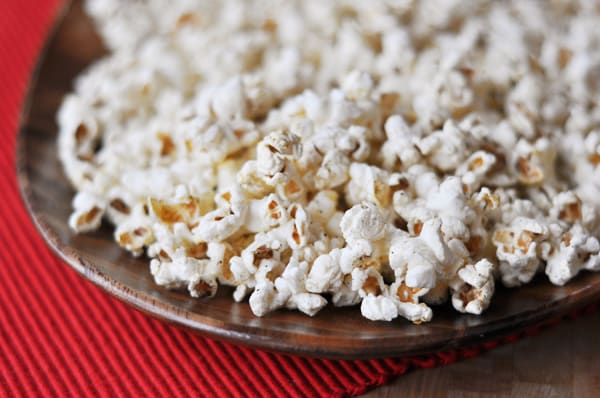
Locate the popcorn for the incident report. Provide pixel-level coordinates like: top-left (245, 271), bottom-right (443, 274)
top-left (345, 163), bottom-right (395, 208)
top-left (359, 279), bottom-right (433, 323)
top-left (149, 233), bottom-right (218, 297)
top-left (340, 202), bottom-right (386, 243)
top-left (245, 193), bottom-right (287, 233)
top-left (256, 131), bottom-right (301, 177)
top-left (352, 266), bottom-right (387, 297)
top-left (306, 190), bottom-right (338, 223)
top-left (360, 294), bottom-right (399, 322)
top-left (492, 217), bottom-right (549, 287)
top-left (68, 191), bottom-right (105, 233)
top-left (457, 150), bottom-right (498, 193)
top-left (306, 249), bottom-right (343, 294)
top-left (506, 75), bottom-right (543, 139)
top-left (381, 115), bottom-right (422, 170)
top-left (415, 121), bottom-right (474, 172)
top-left (550, 191), bottom-right (583, 224)
top-left (314, 150), bottom-right (350, 190)
top-left (60, 0), bottom-right (600, 324)
top-left (543, 224), bottom-right (600, 286)
top-left (57, 95), bottom-right (101, 190)
top-left (513, 138), bottom-right (559, 187)
top-left (114, 205), bottom-right (153, 256)
top-left (249, 280), bottom-right (284, 316)
top-left (450, 259), bottom-right (495, 315)
top-left (194, 206), bottom-right (246, 242)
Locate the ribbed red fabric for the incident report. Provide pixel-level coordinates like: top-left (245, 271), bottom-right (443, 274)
top-left (1, 2), bottom-right (598, 397)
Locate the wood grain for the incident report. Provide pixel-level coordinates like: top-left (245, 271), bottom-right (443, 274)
top-left (363, 313), bottom-right (600, 397)
top-left (15, 0), bottom-right (600, 359)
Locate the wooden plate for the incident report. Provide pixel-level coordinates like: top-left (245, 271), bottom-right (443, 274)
top-left (16, 0), bottom-right (600, 359)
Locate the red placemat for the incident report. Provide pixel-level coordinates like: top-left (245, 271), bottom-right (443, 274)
top-left (1, 1), bottom-right (598, 397)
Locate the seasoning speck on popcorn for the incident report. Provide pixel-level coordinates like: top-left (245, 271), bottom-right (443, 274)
top-left (58, 0), bottom-right (600, 323)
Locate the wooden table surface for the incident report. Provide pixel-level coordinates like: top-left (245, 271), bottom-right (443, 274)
top-left (364, 313), bottom-right (600, 397)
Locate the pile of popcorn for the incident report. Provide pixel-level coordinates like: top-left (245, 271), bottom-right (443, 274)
top-left (58, 0), bottom-right (600, 323)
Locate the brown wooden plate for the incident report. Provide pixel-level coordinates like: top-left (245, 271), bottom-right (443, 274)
top-left (16, 0), bottom-right (600, 359)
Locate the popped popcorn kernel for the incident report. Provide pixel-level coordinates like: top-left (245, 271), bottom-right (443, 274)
top-left (60, 0), bottom-right (600, 323)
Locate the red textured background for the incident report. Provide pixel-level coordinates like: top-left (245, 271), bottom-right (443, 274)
top-left (0, 1), bottom-right (597, 397)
